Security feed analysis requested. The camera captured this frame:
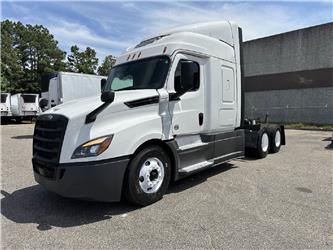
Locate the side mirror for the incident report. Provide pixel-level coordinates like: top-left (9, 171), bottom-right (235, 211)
top-left (100, 78), bottom-right (107, 92)
top-left (101, 91), bottom-right (115, 103)
top-left (173, 61), bottom-right (195, 99)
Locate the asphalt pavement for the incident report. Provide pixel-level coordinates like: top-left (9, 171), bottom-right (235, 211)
top-left (1, 123), bottom-right (332, 249)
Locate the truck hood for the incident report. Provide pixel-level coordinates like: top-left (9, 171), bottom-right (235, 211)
top-left (45, 89), bottom-right (159, 119)
top-left (49, 89), bottom-right (163, 163)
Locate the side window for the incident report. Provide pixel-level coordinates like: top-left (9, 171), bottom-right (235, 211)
top-left (174, 60), bottom-right (200, 92)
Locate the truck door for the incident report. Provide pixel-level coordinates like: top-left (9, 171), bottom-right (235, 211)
top-left (168, 54), bottom-right (205, 136)
top-left (218, 65), bottom-right (237, 130)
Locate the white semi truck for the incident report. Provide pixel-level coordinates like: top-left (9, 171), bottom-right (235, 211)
top-left (32, 21), bottom-right (285, 206)
top-left (39, 72), bottom-right (106, 111)
top-left (11, 93), bottom-right (40, 122)
top-left (1, 93), bottom-right (12, 118)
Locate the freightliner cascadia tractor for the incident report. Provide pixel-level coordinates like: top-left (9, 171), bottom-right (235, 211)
top-left (32, 21), bottom-right (285, 206)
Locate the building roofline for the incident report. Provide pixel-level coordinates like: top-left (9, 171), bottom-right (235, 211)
top-left (244, 22), bottom-right (333, 43)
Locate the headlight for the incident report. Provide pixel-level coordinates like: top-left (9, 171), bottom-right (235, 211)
top-left (71, 135), bottom-right (113, 159)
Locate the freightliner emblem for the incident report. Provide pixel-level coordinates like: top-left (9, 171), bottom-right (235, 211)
top-left (45, 114), bottom-right (53, 120)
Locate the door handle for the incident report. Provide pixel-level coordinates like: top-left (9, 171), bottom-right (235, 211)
top-left (199, 113), bottom-right (204, 126)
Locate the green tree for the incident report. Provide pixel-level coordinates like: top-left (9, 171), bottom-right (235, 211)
top-left (1, 20), bottom-right (24, 92)
top-left (1, 19), bottom-right (66, 93)
top-left (0, 73), bottom-right (12, 93)
top-left (97, 55), bottom-right (116, 76)
top-left (67, 45), bottom-right (99, 74)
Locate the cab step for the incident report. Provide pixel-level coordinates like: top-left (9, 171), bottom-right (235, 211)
top-left (178, 160), bottom-right (214, 173)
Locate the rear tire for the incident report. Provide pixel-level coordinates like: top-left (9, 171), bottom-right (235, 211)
top-left (269, 128), bottom-right (281, 153)
top-left (255, 129), bottom-right (270, 159)
top-left (124, 145), bottom-right (171, 206)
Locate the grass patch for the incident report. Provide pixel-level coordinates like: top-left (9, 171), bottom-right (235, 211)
top-left (282, 123), bottom-right (333, 131)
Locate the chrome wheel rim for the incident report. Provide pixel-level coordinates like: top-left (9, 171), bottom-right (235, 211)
top-left (139, 157), bottom-right (165, 194)
top-left (261, 133), bottom-right (269, 152)
top-left (275, 130), bottom-right (281, 147)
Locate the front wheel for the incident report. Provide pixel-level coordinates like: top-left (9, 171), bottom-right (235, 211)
top-left (124, 145), bottom-right (171, 206)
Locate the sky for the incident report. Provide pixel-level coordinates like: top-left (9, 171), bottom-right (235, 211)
top-left (2, 0), bottom-right (332, 63)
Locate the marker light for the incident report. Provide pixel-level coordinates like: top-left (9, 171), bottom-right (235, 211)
top-left (71, 135), bottom-right (113, 158)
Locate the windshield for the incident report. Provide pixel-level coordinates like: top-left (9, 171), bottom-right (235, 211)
top-left (22, 95), bottom-right (36, 103)
top-left (104, 56), bottom-right (170, 91)
top-left (1, 94), bottom-right (7, 103)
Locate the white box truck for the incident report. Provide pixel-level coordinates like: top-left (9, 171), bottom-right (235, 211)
top-left (11, 93), bottom-right (40, 122)
top-left (32, 21), bottom-right (285, 206)
top-left (39, 72), bottom-right (106, 111)
top-left (1, 93), bottom-right (12, 118)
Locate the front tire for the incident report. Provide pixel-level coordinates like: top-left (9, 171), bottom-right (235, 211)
top-left (124, 145), bottom-right (171, 206)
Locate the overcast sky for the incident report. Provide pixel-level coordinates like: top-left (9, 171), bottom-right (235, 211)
top-left (2, 0), bottom-right (332, 63)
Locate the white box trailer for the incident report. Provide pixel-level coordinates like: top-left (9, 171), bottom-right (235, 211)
top-left (40, 72), bottom-right (106, 110)
top-left (0, 93), bottom-right (12, 117)
top-left (11, 93), bottom-right (40, 121)
top-left (32, 21), bottom-right (286, 206)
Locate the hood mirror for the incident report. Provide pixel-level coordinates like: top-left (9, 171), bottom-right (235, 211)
top-left (101, 78), bottom-right (107, 92)
top-left (101, 91), bottom-right (115, 103)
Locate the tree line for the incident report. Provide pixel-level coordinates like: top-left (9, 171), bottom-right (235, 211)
top-left (1, 20), bottom-right (116, 93)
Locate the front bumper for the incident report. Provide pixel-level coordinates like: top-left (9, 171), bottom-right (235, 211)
top-left (33, 157), bottom-right (130, 202)
top-left (23, 111), bottom-right (38, 116)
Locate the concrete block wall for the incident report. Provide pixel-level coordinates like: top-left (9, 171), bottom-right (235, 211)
top-left (243, 22), bottom-right (333, 76)
top-left (245, 87), bottom-right (333, 125)
top-left (243, 22), bottom-right (333, 125)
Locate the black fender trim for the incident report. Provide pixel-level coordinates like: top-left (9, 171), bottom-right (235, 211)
top-left (124, 96), bottom-right (159, 108)
top-left (85, 102), bottom-right (110, 124)
top-left (165, 140), bottom-right (181, 181)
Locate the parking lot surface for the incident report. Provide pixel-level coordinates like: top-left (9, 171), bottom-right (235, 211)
top-left (1, 123), bottom-right (332, 249)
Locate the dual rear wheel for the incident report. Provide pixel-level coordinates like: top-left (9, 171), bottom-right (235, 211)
top-left (256, 128), bottom-right (282, 158)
